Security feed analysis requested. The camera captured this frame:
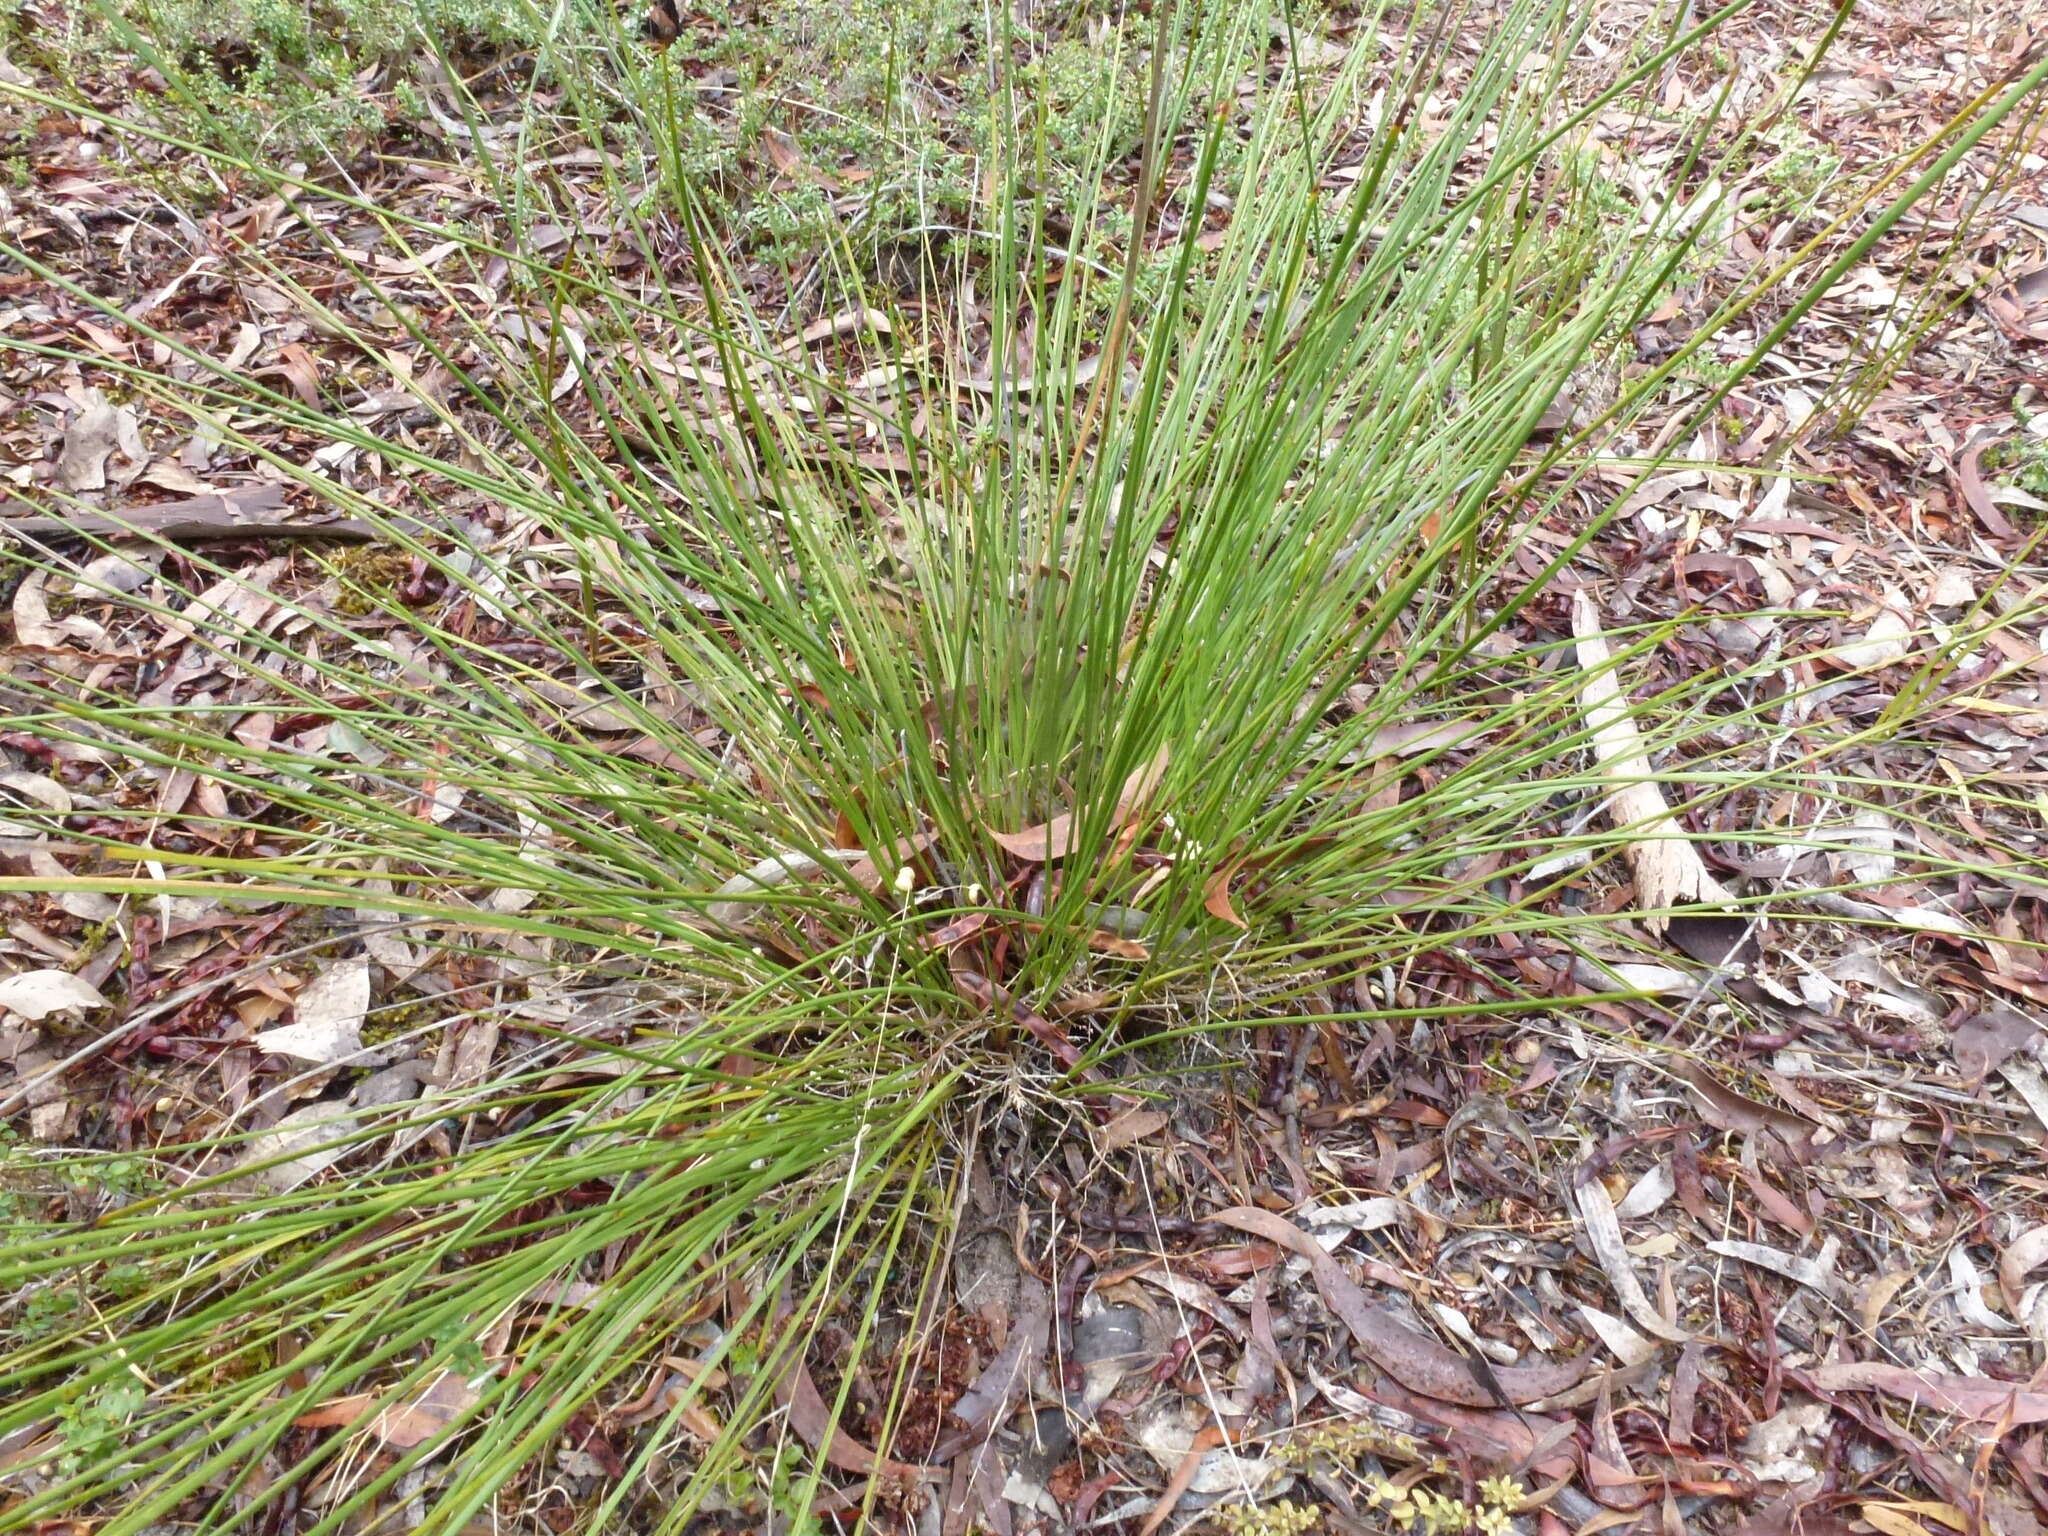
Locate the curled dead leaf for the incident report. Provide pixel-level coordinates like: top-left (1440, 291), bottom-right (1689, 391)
top-left (1203, 860), bottom-right (1247, 929)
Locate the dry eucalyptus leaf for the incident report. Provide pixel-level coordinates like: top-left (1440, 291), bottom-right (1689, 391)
top-left (12, 574), bottom-right (63, 649)
top-left (1212, 1205), bottom-right (1593, 1402)
top-left (254, 956), bottom-right (374, 1064)
top-left (27, 851), bottom-right (118, 922)
top-left (1829, 950), bottom-right (1942, 1027)
top-left (56, 392), bottom-right (132, 491)
top-left (2000, 1224), bottom-right (2048, 1314)
top-left (236, 1101), bottom-right (360, 1191)
top-left (1948, 1246), bottom-right (2018, 1333)
top-left (1707, 1236), bottom-right (1841, 1298)
top-left (1578, 1303), bottom-right (1660, 1367)
top-left (1741, 1401), bottom-right (1832, 1484)
top-left (356, 868), bottom-right (424, 977)
top-left (1095, 1105), bottom-right (1169, 1153)
top-left (1572, 590), bottom-right (1735, 931)
top-left (1951, 1006), bottom-right (2040, 1081)
top-left (1828, 597), bottom-right (1913, 671)
top-left (1131, 1400), bottom-right (1288, 1497)
top-left (1573, 1175), bottom-right (1692, 1342)
top-left (0, 968), bottom-right (109, 1020)
top-left (293, 1368), bottom-right (480, 1448)
top-left (1926, 568), bottom-right (1978, 607)
top-left (1809, 1363), bottom-right (2048, 1426)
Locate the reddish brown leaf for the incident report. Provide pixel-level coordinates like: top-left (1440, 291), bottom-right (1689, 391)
top-left (292, 1369), bottom-right (478, 1449)
top-left (1203, 862), bottom-right (1246, 929)
top-left (925, 910), bottom-right (992, 950)
top-left (1674, 1062), bottom-right (1815, 1158)
top-left (1359, 1374), bottom-right (1578, 1480)
top-left (988, 745), bottom-right (1169, 863)
top-left (1957, 443), bottom-right (2016, 540)
top-left (772, 1350), bottom-right (933, 1479)
top-left (1209, 1207), bottom-right (1588, 1406)
top-left (1810, 1364), bottom-right (2048, 1425)
top-left (950, 964), bottom-right (1090, 1076)
top-left (989, 812), bottom-right (1075, 863)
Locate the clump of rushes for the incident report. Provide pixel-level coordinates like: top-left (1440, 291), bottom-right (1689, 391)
top-left (1, 0), bottom-right (2041, 1529)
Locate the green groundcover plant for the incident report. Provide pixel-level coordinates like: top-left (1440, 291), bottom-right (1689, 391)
top-left (1, 0), bottom-right (2043, 1529)
top-left (41, 0), bottom-right (1141, 265)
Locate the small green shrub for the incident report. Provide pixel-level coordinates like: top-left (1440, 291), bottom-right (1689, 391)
top-left (106, 0), bottom-right (573, 154)
top-left (1986, 413), bottom-right (2048, 505)
top-left (82, 0), bottom-right (1147, 265)
top-left (1756, 113), bottom-right (1844, 216)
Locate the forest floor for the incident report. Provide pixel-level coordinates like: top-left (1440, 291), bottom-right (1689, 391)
top-left (5, 1), bottom-right (2048, 1533)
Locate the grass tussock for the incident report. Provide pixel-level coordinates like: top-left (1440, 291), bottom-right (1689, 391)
top-left (1, 0), bottom-right (2044, 1528)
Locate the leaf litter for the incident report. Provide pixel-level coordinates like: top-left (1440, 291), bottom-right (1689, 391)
top-left (3, 0), bottom-right (2048, 1532)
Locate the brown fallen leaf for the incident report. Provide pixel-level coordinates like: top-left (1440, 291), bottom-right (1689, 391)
top-left (1957, 442), bottom-right (2017, 540)
top-left (1673, 1061), bottom-right (1816, 1158)
top-left (989, 744), bottom-right (1169, 863)
top-left (1951, 1005), bottom-right (2040, 1083)
top-left (1095, 1105), bottom-right (1169, 1154)
top-left (1210, 1207), bottom-right (1588, 1406)
top-left (950, 965), bottom-right (1093, 1078)
top-left (1809, 1363), bottom-right (2048, 1426)
top-left (1203, 860), bottom-right (1248, 929)
top-left (55, 392), bottom-right (137, 492)
top-left (264, 342), bottom-right (324, 409)
top-left (770, 1346), bottom-right (934, 1479)
top-left (293, 1369), bottom-right (479, 1449)
top-left (1354, 1371), bottom-right (1578, 1479)
top-left (989, 812), bottom-right (1075, 863)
